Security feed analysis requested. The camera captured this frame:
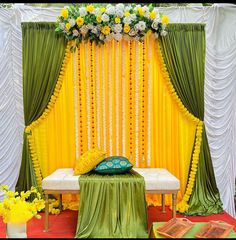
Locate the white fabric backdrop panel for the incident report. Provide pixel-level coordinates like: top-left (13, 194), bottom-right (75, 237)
top-left (0, 8), bottom-right (23, 195)
top-left (0, 4), bottom-right (235, 217)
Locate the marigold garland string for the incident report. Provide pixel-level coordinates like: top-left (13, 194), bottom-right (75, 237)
top-left (141, 41), bottom-right (146, 166)
top-left (129, 41), bottom-right (133, 162)
top-left (77, 47), bottom-right (84, 155)
top-left (90, 41), bottom-right (96, 148)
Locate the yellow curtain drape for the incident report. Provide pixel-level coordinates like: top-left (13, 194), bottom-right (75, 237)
top-left (32, 33), bottom-right (198, 208)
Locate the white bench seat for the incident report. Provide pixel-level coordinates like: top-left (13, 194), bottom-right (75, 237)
top-left (42, 168), bottom-right (180, 232)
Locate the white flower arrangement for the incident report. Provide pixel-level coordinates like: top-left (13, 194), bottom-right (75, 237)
top-left (55, 3), bottom-right (169, 51)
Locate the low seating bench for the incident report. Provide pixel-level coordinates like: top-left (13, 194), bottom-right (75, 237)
top-left (42, 168), bottom-right (180, 232)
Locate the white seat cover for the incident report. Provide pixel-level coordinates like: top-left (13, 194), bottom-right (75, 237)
top-left (133, 168), bottom-right (180, 190)
top-left (42, 168), bottom-right (80, 190)
top-left (42, 168), bottom-right (180, 191)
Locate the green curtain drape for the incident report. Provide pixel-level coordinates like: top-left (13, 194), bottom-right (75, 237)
top-left (159, 23), bottom-right (223, 215)
top-left (16, 22), bottom-right (67, 193)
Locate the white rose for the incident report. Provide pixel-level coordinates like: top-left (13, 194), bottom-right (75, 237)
top-left (130, 14), bottom-right (137, 21)
top-left (80, 25), bottom-right (88, 36)
top-left (151, 20), bottom-right (159, 30)
top-left (134, 21), bottom-right (146, 31)
top-left (101, 13), bottom-right (110, 22)
top-left (73, 29), bottom-right (79, 37)
top-left (137, 21), bottom-right (146, 31)
top-left (59, 23), bottom-right (65, 30)
top-left (79, 7), bottom-right (87, 17)
top-left (144, 12), bottom-right (150, 18)
top-left (69, 19), bottom-right (75, 27)
top-left (123, 16), bottom-right (132, 24)
top-left (113, 24), bottom-right (122, 33)
top-left (94, 8), bottom-right (101, 16)
top-left (115, 9), bottom-right (124, 18)
top-left (106, 6), bottom-right (115, 15)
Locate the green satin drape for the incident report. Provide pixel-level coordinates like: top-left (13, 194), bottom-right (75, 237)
top-left (159, 24), bottom-right (223, 215)
top-left (75, 170), bottom-right (148, 238)
top-left (16, 22), bottom-right (67, 193)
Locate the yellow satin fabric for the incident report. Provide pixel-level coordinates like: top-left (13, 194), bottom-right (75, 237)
top-left (32, 33), bottom-right (197, 207)
top-left (32, 53), bottom-right (76, 176)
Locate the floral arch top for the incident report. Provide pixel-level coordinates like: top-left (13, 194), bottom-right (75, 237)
top-left (56, 3), bottom-right (169, 50)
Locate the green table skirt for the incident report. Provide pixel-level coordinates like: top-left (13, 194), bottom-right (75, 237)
top-left (75, 169), bottom-right (148, 238)
top-left (150, 222), bottom-right (236, 238)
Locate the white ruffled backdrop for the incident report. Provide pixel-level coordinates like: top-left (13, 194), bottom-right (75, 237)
top-left (0, 4), bottom-right (235, 217)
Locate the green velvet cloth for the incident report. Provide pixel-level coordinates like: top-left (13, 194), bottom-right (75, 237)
top-left (16, 22), bottom-right (67, 193)
top-left (150, 222), bottom-right (236, 238)
top-left (75, 169), bottom-right (148, 238)
top-left (158, 23), bottom-right (223, 215)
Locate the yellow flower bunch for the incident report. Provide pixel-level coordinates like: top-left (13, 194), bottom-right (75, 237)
top-left (0, 185), bottom-right (45, 224)
top-left (48, 199), bottom-right (60, 215)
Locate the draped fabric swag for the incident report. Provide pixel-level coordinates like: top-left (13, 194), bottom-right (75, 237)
top-left (17, 22), bottom-right (223, 215)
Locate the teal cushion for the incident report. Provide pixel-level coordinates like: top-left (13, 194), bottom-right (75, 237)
top-left (94, 156), bottom-right (133, 174)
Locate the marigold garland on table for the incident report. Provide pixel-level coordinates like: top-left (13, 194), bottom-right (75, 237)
top-left (55, 3), bottom-right (169, 51)
top-left (0, 185), bottom-right (45, 224)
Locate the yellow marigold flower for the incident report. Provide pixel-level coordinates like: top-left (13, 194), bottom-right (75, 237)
top-left (61, 9), bottom-right (68, 19)
top-left (101, 25), bottom-right (110, 35)
top-left (76, 16), bottom-right (84, 26)
top-left (86, 4), bottom-right (94, 13)
top-left (162, 15), bottom-right (169, 25)
top-left (138, 7), bottom-right (144, 16)
top-left (96, 15), bottom-right (102, 23)
top-left (100, 7), bottom-right (106, 13)
top-left (150, 11), bottom-right (157, 20)
top-left (115, 17), bottom-right (121, 24)
top-left (124, 11), bottom-right (130, 17)
top-left (65, 23), bottom-right (71, 30)
top-left (123, 24), bottom-right (130, 33)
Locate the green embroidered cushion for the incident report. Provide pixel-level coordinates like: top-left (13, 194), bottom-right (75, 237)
top-left (94, 156), bottom-right (133, 174)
